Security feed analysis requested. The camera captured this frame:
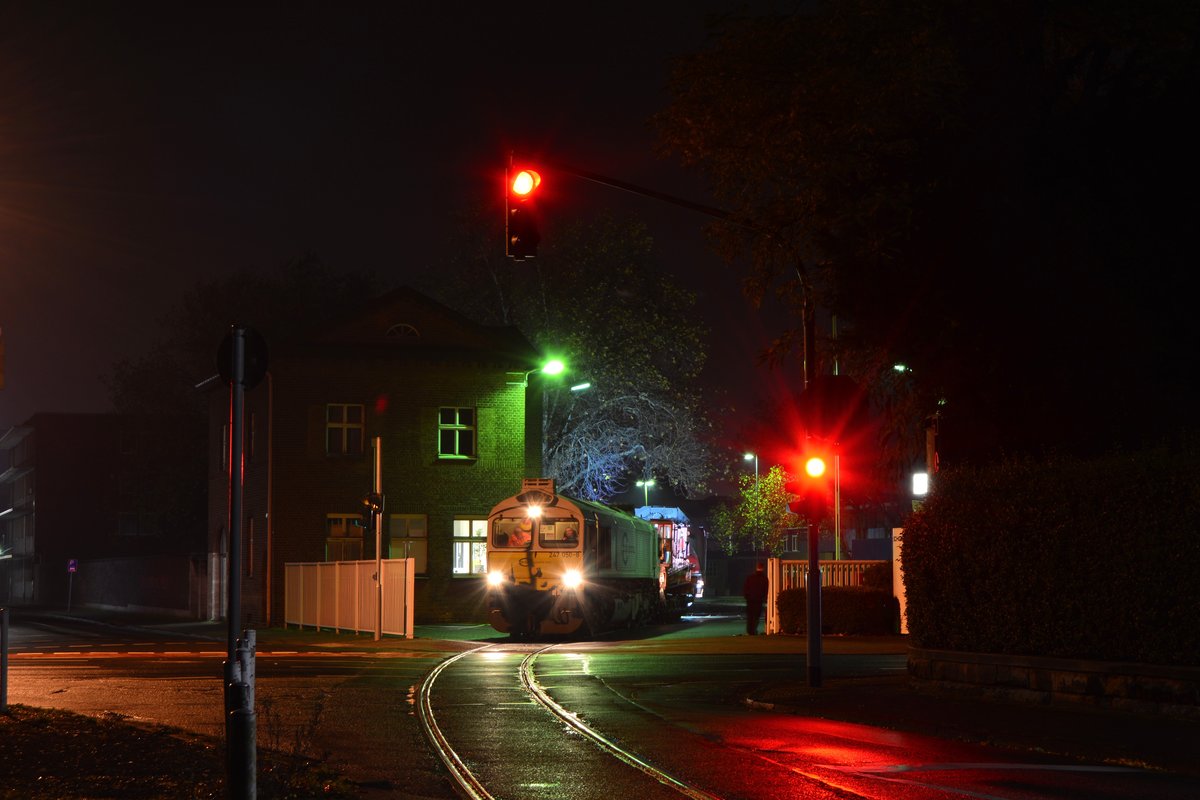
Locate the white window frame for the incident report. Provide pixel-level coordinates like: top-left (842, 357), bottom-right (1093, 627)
top-left (451, 517), bottom-right (488, 576)
top-left (388, 513), bottom-right (428, 574)
top-left (325, 513), bottom-right (364, 561)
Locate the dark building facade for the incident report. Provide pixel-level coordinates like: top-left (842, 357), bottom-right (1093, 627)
top-left (206, 287), bottom-right (544, 626)
top-left (0, 413), bottom-right (206, 610)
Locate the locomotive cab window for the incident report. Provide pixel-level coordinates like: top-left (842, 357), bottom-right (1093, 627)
top-left (540, 518), bottom-right (580, 549)
top-left (493, 517), bottom-right (533, 548)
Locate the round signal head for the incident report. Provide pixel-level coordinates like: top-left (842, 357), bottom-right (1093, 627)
top-left (511, 169), bottom-right (541, 197)
top-left (804, 456), bottom-right (827, 478)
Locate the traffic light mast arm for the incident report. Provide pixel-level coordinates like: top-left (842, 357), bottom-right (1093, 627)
top-left (532, 156), bottom-right (816, 387)
top-left (538, 158), bottom-right (740, 225)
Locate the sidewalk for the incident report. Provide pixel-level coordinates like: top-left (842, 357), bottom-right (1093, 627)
top-left (9, 604), bottom-right (1199, 778)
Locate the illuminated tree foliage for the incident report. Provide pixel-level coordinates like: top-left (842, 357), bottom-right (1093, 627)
top-left (422, 212), bottom-right (713, 502)
top-left (658, 1), bottom-right (1200, 466)
top-left (706, 465), bottom-right (798, 555)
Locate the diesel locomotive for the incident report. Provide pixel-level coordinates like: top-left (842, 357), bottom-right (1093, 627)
top-left (485, 478), bottom-right (698, 637)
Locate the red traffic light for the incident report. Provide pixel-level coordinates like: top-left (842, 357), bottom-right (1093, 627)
top-left (788, 451), bottom-right (831, 520)
top-left (506, 166), bottom-right (541, 260)
top-left (510, 169), bottom-right (541, 197)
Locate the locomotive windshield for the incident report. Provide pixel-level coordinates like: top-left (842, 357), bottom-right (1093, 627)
top-left (492, 517), bottom-right (533, 548)
top-left (539, 517), bottom-right (580, 549)
top-left (490, 515), bottom-right (580, 549)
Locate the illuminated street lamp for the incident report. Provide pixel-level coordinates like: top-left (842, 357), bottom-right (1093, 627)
top-left (636, 478), bottom-right (655, 506)
top-left (514, 358), bottom-right (565, 388)
top-left (743, 452), bottom-right (758, 488)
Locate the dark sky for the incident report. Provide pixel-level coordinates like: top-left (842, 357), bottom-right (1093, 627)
top-left (0, 1), bottom-right (778, 432)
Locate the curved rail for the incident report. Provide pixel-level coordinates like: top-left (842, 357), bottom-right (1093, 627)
top-left (416, 642), bottom-right (721, 800)
top-left (415, 643), bottom-right (497, 800)
top-left (520, 645), bottom-right (721, 800)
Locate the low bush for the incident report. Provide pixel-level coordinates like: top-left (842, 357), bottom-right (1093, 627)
top-left (777, 587), bottom-right (899, 635)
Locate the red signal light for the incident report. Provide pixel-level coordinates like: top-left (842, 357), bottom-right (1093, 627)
top-left (510, 169), bottom-right (541, 197)
top-left (788, 450), bottom-right (831, 520)
top-left (506, 165), bottom-right (541, 260)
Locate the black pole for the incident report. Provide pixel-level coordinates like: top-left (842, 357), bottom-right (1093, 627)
top-left (806, 520), bottom-right (822, 687)
top-left (227, 327), bottom-right (245, 659)
top-left (801, 270), bottom-right (822, 686)
top-left (1, 606), bottom-right (9, 712)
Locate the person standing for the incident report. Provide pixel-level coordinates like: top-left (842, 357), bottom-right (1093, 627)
top-left (742, 562), bottom-right (769, 635)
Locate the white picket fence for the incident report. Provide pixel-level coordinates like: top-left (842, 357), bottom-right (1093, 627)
top-left (764, 558), bottom-right (890, 635)
top-left (284, 558), bottom-right (415, 638)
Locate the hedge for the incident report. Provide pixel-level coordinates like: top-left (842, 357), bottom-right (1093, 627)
top-left (901, 446), bottom-right (1200, 666)
top-left (777, 587), bottom-right (900, 635)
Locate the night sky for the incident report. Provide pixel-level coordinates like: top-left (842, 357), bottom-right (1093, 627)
top-left (1, 1), bottom-right (773, 431)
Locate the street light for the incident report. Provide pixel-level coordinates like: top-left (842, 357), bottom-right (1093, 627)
top-left (636, 478), bottom-right (655, 506)
top-left (513, 358), bottom-right (565, 387)
top-left (743, 452), bottom-right (758, 487)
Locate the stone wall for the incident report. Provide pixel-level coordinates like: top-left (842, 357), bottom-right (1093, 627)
top-left (909, 647), bottom-right (1200, 720)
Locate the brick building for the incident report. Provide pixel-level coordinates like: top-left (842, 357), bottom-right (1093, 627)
top-left (0, 413), bottom-right (206, 611)
top-left (206, 287), bottom-right (545, 626)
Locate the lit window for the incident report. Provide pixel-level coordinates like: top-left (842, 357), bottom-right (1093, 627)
top-left (388, 514), bottom-right (428, 574)
top-left (438, 407), bottom-right (476, 459)
top-left (452, 518), bottom-right (488, 575)
top-left (326, 404), bottom-right (365, 456)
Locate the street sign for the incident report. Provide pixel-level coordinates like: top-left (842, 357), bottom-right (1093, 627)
top-left (217, 327), bottom-right (269, 389)
top-left (67, 559), bottom-right (77, 573)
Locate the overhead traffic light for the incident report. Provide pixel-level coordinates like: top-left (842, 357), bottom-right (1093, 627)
top-left (787, 450), bottom-right (831, 521)
top-left (506, 166), bottom-right (541, 260)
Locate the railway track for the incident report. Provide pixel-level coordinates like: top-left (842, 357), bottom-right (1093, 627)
top-left (416, 642), bottom-right (721, 800)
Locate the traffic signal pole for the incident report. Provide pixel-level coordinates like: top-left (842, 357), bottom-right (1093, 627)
top-left (373, 437), bottom-right (383, 642)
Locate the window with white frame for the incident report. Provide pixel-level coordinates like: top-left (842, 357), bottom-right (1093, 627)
top-left (388, 514), bottom-right (428, 574)
top-left (452, 518), bottom-right (488, 575)
top-left (438, 407), bottom-right (476, 459)
top-left (326, 404), bottom-right (365, 456)
top-left (325, 514), bottom-right (363, 561)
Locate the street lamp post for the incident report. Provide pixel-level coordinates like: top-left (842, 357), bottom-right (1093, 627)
top-left (743, 452), bottom-right (758, 488)
top-left (636, 478), bottom-right (655, 506)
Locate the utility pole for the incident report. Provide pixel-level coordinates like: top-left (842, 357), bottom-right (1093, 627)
top-left (373, 436), bottom-right (383, 641)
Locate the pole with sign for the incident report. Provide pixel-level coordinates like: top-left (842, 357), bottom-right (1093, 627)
top-left (217, 325), bottom-right (267, 800)
top-left (67, 559), bottom-right (77, 612)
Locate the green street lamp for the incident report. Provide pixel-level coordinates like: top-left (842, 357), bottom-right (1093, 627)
top-left (516, 358), bottom-right (566, 387)
top-left (636, 478), bottom-right (655, 506)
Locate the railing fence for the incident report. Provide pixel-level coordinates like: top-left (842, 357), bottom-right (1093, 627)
top-left (764, 558), bottom-right (889, 635)
top-left (284, 558), bottom-right (415, 638)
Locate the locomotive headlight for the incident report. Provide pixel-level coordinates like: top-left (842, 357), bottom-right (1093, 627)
top-left (487, 570), bottom-right (507, 587)
top-left (561, 569), bottom-right (583, 589)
